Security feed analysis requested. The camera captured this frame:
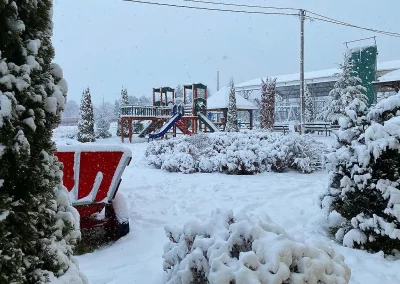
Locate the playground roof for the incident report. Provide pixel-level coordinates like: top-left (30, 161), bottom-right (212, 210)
top-left (208, 86), bottom-right (258, 110)
top-left (184, 83), bottom-right (207, 90)
top-left (153, 87), bottom-right (174, 93)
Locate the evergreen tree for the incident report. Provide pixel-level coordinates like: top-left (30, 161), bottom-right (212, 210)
top-left (116, 88), bottom-right (129, 137)
top-left (321, 94), bottom-right (400, 254)
top-left (260, 77), bottom-right (276, 129)
top-left (322, 55), bottom-right (368, 124)
top-left (225, 79), bottom-right (239, 132)
top-left (77, 88), bottom-right (95, 142)
top-left (96, 99), bottom-right (112, 138)
top-left (175, 84), bottom-right (184, 104)
top-left (304, 84), bottom-right (315, 122)
top-left (0, 1), bottom-right (86, 282)
top-left (320, 54), bottom-right (368, 124)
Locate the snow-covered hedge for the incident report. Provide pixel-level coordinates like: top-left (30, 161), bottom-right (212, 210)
top-left (53, 125), bottom-right (78, 139)
top-left (163, 210), bottom-right (351, 284)
top-left (146, 131), bottom-right (327, 174)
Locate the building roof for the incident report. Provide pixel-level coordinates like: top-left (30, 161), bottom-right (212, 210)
top-left (377, 69), bottom-right (400, 83)
top-left (207, 86), bottom-right (258, 110)
top-left (235, 60), bottom-right (400, 90)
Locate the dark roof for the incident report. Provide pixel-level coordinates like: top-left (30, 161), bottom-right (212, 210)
top-left (184, 83), bottom-right (207, 90)
top-left (153, 87), bottom-right (175, 93)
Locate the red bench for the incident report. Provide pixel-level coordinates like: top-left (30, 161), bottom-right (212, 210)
top-left (55, 145), bottom-right (132, 241)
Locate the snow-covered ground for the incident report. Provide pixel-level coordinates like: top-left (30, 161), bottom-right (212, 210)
top-left (56, 135), bottom-right (400, 284)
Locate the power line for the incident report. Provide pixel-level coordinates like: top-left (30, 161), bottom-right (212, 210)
top-left (123, 0), bottom-right (400, 38)
top-left (305, 11), bottom-right (400, 38)
top-left (181, 0), bottom-right (400, 38)
top-left (180, 0), bottom-right (299, 11)
top-left (123, 0), bottom-right (299, 16)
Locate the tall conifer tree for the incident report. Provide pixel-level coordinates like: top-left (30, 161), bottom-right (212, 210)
top-left (0, 1), bottom-right (86, 282)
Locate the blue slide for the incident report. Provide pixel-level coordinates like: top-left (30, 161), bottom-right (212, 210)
top-left (148, 112), bottom-right (182, 139)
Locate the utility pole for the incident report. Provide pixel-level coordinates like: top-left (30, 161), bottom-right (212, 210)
top-left (299, 9), bottom-right (305, 134)
top-left (217, 69), bottom-right (220, 91)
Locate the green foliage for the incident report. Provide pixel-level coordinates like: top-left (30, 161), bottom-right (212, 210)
top-left (322, 95), bottom-right (400, 255)
top-left (77, 88), bottom-right (95, 142)
top-left (260, 77), bottom-right (276, 129)
top-left (0, 1), bottom-right (86, 282)
top-left (116, 88), bottom-right (129, 137)
top-left (225, 78), bottom-right (239, 132)
top-left (96, 100), bottom-right (112, 139)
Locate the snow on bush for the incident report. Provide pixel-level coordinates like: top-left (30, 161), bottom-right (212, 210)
top-left (53, 125), bottom-right (78, 140)
top-left (146, 131), bottom-right (327, 175)
top-left (321, 96), bottom-right (400, 255)
top-left (163, 210), bottom-right (351, 284)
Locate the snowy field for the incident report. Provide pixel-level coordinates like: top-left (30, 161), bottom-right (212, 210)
top-left (55, 134), bottom-right (400, 284)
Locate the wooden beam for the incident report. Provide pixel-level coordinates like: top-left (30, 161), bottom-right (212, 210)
top-left (121, 118), bottom-right (124, 143)
top-left (128, 119), bottom-right (132, 143)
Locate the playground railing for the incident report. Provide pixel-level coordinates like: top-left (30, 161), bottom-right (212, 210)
top-left (121, 105), bottom-right (173, 117)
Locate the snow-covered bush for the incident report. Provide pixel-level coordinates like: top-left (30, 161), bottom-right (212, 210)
top-left (146, 131), bottom-right (327, 175)
top-left (321, 95), bottom-right (400, 255)
top-left (163, 210), bottom-right (351, 284)
top-left (53, 125), bottom-right (78, 140)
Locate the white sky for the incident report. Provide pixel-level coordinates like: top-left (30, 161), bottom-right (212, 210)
top-left (53, 0), bottom-right (400, 105)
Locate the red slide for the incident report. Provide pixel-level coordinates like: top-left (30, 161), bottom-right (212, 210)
top-left (175, 120), bottom-right (192, 135)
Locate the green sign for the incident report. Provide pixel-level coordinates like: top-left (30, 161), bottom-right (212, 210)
top-left (347, 45), bottom-right (378, 106)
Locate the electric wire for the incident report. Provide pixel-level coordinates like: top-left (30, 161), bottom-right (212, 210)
top-left (180, 0), bottom-right (299, 11)
top-left (122, 0), bottom-right (299, 16)
top-left (123, 0), bottom-right (400, 38)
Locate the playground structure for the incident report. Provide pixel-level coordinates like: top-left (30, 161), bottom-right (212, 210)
top-left (55, 145), bottom-right (132, 242)
top-left (120, 83), bottom-right (220, 142)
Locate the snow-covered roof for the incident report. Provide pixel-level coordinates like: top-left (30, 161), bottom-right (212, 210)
top-left (377, 69), bottom-right (400, 83)
top-left (235, 60), bottom-right (400, 90)
top-left (236, 68), bottom-right (340, 89)
top-left (208, 86), bottom-right (258, 110)
top-left (377, 60), bottom-right (400, 72)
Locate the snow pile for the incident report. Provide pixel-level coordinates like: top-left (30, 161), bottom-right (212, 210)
top-left (163, 210), bottom-right (351, 284)
top-left (146, 131), bottom-right (327, 174)
top-left (53, 125), bottom-right (78, 140)
top-left (112, 192), bottom-right (129, 224)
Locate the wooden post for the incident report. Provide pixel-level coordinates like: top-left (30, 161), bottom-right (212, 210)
top-left (152, 88), bottom-right (155, 106)
top-left (128, 119), bottom-right (132, 143)
top-left (184, 86), bottom-right (186, 105)
top-left (223, 109), bottom-right (228, 131)
top-left (204, 87), bottom-right (208, 133)
top-left (192, 84), bottom-right (195, 116)
top-left (121, 118), bottom-right (124, 143)
top-left (249, 110), bottom-right (253, 130)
